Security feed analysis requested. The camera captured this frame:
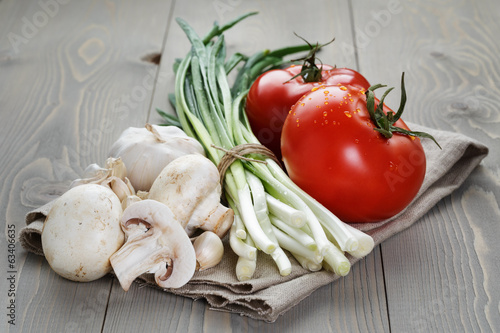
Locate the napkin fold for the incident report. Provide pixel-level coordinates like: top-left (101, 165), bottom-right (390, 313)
top-left (19, 124), bottom-right (489, 322)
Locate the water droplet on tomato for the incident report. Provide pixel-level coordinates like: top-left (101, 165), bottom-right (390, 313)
top-left (354, 139), bottom-right (359, 144)
top-left (344, 111), bottom-right (352, 118)
top-left (339, 86), bottom-right (347, 91)
top-left (324, 90), bottom-right (329, 95)
top-left (324, 101), bottom-right (329, 105)
top-left (323, 111), bottom-right (328, 117)
top-left (311, 87), bottom-right (319, 92)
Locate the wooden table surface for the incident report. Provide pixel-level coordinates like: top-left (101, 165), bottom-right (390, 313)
top-left (1, 0), bottom-right (499, 332)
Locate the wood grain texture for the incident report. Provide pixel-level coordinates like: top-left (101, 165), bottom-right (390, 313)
top-left (0, 0), bottom-right (171, 332)
top-left (352, 0), bottom-right (500, 332)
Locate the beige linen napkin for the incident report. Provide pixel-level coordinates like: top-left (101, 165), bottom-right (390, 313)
top-left (19, 124), bottom-right (489, 322)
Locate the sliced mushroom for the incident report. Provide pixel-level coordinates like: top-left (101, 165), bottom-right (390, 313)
top-left (148, 154), bottom-right (234, 237)
top-left (109, 199), bottom-right (196, 291)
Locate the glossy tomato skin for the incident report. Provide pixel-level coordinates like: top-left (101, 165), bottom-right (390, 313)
top-left (245, 65), bottom-right (370, 160)
top-left (281, 85), bottom-right (426, 223)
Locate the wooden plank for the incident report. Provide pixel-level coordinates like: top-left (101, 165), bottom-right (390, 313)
top-left (353, 0), bottom-right (500, 331)
top-left (0, 0), bottom-right (172, 332)
top-left (103, 0), bottom-right (390, 332)
top-left (265, 247), bottom-right (389, 332)
top-left (103, 247), bottom-right (388, 333)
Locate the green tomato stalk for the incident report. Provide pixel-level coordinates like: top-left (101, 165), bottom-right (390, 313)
top-left (365, 73), bottom-right (441, 148)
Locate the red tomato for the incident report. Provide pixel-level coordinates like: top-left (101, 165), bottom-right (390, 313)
top-left (245, 65), bottom-right (370, 160)
top-left (281, 84), bottom-right (427, 223)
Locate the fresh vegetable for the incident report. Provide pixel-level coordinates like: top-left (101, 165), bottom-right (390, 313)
top-left (71, 157), bottom-right (135, 202)
top-left (147, 153), bottom-right (233, 237)
top-left (55, 132), bottom-right (228, 290)
top-left (281, 76), bottom-right (439, 223)
top-left (192, 231), bottom-right (225, 271)
top-left (41, 184), bottom-right (125, 282)
top-left (167, 13), bottom-right (375, 280)
top-left (108, 123), bottom-right (205, 191)
top-left (245, 39), bottom-right (371, 159)
top-left (109, 152), bottom-right (231, 289)
top-left (110, 199), bottom-right (197, 291)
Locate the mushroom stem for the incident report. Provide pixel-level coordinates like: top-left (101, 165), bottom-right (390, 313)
top-left (110, 200), bottom-right (196, 291)
top-left (111, 231), bottom-right (169, 291)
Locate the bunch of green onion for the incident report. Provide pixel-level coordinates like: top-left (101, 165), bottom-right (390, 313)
top-left (163, 13), bottom-right (375, 281)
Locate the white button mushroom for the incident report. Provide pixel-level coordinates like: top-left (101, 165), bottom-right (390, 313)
top-left (109, 199), bottom-right (197, 291)
top-left (148, 154), bottom-right (234, 238)
top-left (41, 184), bottom-right (125, 282)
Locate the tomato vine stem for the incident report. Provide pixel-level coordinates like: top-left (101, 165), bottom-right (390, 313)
top-left (365, 73), bottom-right (441, 149)
top-left (287, 34), bottom-right (335, 83)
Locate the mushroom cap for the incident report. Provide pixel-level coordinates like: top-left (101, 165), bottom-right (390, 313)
top-left (41, 184), bottom-right (124, 282)
top-left (148, 154), bottom-right (233, 237)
